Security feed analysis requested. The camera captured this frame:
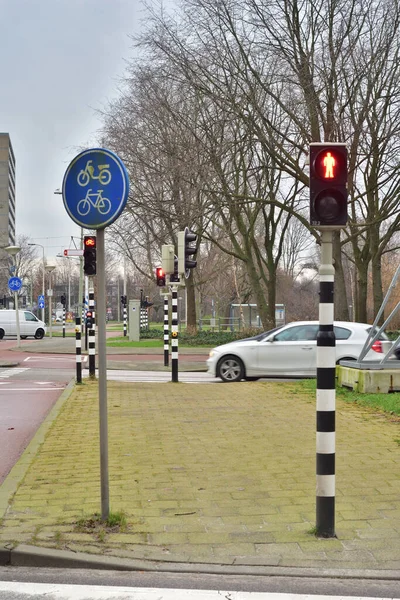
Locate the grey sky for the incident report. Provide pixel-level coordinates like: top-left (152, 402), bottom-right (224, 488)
top-left (0, 0), bottom-right (147, 258)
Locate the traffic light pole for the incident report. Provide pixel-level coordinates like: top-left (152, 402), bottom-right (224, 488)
top-left (163, 292), bottom-right (170, 367)
top-left (316, 230), bottom-right (336, 538)
top-left (97, 228), bottom-right (110, 521)
top-left (171, 285), bottom-right (179, 382)
top-left (123, 299), bottom-right (127, 337)
top-left (88, 283), bottom-right (96, 377)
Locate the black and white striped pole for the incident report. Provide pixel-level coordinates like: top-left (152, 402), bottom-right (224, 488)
top-left (310, 142), bottom-right (348, 538)
top-left (88, 283), bottom-right (96, 378)
top-left (62, 305), bottom-right (66, 338)
top-left (171, 286), bottom-right (178, 382)
top-left (316, 230), bottom-right (336, 537)
top-left (164, 294), bottom-right (169, 367)
top-left (75, 315), bottom-right (82, 384)
top-left (123, 300), bottom-right (127, 337)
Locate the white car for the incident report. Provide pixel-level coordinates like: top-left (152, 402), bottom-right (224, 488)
top-left (206, 321), bottom-right (393, 382)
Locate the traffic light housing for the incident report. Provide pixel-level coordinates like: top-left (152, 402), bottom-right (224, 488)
top-left (170, 255), bottom-right (179, 283)
top-left (60, 294), bottom-right (66, 307)
top-left (83, 236), bottom-right (97, 275)
top-left (156, 267), bottom-right (166, 287)
top-left (309, 143), bottom-right (348, 229)
top-left (162, 244), bottom-right (175, 273)
top-left (120, 295), bottom-right (127, 306)
top-left (86, 310), bottom-right (93, 328)
top-left (178, 227), bottom-right (197, 278)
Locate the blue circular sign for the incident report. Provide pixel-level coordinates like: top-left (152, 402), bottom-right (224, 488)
top-left (62, 148), bottom-right (129, 230)
top-left (8, 277), bottom-right (22, 291)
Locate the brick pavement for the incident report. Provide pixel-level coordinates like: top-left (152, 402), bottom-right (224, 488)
top-left (0, 379), bottom-right (399, 570)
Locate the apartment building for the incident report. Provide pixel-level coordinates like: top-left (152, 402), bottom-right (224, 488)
top-left (0, 133), bottom-right (16, 248)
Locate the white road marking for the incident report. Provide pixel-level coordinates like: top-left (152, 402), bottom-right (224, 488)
top-left (0, 583), bottom-right (392, 600)
top-left (24, 356), bottom-right (75, 361)
top-left (0, 367), bottom-right (30, 378)
top-left (84, 370), bottom-right (220, 384)
top-left (24, 355), bottom-right (88, 362)
top-left (0, 387), bottom-right (65, 391)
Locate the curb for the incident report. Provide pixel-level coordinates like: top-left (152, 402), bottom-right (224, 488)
top-left (0, 379), bottom-right (76, 517)
top-left (0, 544), bottom-right (399, 579)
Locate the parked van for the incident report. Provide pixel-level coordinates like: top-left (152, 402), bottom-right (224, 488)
top-left (0, 310), bottom-right (47, 340)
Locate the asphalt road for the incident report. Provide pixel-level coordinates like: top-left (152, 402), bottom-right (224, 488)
top-left (0, 567), bottom-right (399, 598)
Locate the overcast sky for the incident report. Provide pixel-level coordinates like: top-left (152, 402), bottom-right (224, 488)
top-left (0, 0), bottom-right (155, 259)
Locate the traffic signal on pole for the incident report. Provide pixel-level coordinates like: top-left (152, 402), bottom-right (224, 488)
top-left (170, 255), bottom-right (179, 283)
top-left (60, 295), bottom-right (66, 307)
top-left (156, 267), bottom-right (166, 287)
top-left (178, 227), bottom-right (197, 278)
top-left (83, 236), bottom-right (97, 275)
top-left (86, 310), bottom-right (93, 328)
top-left (120, 295), bottom-right (127, 305)
top-left (309, 143), bottom-right (348, 228)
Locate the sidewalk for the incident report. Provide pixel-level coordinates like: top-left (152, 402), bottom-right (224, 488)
top-left (1, 377), bottom-right (399, 574)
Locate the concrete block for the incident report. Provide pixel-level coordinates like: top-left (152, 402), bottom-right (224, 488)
top-left (338, 366), bottom-right (400, 393)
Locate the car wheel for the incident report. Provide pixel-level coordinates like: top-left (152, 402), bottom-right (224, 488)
top-left (217, 355), bottom-right (244, 382)
top-left (337, 357), bottom-right (356, 365)
top-left (20, 335), bottom-right (27, 340)
top-left (0, 329), bottom-right (4, 340)
top-left (244, 376), bottom-right (260, 381)
top-left (34, 328), bottom-right (45, 340)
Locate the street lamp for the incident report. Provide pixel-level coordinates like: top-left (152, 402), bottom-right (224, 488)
top-left (45, 262), bottom-right (56, 338)
top-left (4, 245), bottom-right (21, 347)
top-left (28, 243), bottom-right (45, 322)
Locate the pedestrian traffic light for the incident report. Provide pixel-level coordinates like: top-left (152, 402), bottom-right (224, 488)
top-left (120, 295), bottom-right (127, 306)
top-left (309, 143), bottom-right (348, 228)
top-left (60, 294), bottom-right (66, 306)
top-left (83, 236), bottom-right (97, 275)
top-left (156, 267), bottom-right (166, 287)
top-left (178, 227), bottom-right (197, 278)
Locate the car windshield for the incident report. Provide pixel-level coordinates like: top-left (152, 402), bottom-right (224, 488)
top-left (254, 326), bottom-right (283, 341)
top-left (235, 326), bottom-right (283, 343)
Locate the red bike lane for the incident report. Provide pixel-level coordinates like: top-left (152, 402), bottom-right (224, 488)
top-left (0, 340), bottom-right (71, 484)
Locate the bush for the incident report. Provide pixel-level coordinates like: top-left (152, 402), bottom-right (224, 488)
top-left (140, 328), bottom-right (164, 339)
top-left (179, 328), bottom-right (261, 346)
top-left (141, 327), bottom-right (262, 345)
top-left (387, 330), bottom-right (400, 341)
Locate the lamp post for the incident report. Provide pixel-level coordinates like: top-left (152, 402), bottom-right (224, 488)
top-left (28, 243), bottom-right (45, 323)
top-left (45, 263), bottom-right (56, 338)
top-left (4, 245), bottom-right (21, 347)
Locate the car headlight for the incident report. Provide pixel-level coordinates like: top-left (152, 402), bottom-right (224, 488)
top-left (209, 350), bottom-right (216, 358)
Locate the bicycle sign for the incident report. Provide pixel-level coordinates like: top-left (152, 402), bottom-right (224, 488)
top-left (8, 276), bottom-right (22, 291)
top-left (77, 189), bottom-right (111, 216)
top-left (62, 148), bottom-right (129, 229)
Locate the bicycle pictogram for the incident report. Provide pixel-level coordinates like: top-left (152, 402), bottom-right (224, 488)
top-left (77, 160), bottom-right (111, 186)
top-left (77, 189), bottom-right (111, 216)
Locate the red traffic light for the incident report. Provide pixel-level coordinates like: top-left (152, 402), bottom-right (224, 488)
top-left (84, 236), bottom-right (96, 248)
top-left (313, 148), bottom-right (346, 183)
top-left (309, 143), bottom-right (348, 228)
top-left (156, 266), bottom-right (166, 287)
